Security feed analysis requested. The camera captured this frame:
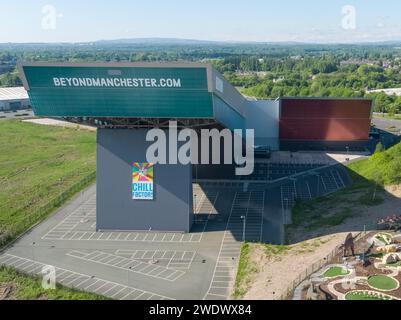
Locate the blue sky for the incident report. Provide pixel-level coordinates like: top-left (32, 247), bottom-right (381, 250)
top-left (2, 0), bottom-right (401, 43)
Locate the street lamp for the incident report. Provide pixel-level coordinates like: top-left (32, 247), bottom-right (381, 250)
top-left (240, 215), bottom-right (246, 242)
top-left (313, 173), bottom-right (320, 196)
top-left (283, 198), bottom-right (289, 224)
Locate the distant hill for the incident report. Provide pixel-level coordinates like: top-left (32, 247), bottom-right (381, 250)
top-left (94, 38), bottom-right (225, 45)
top-left (1, 38), bottom-right (401, 47)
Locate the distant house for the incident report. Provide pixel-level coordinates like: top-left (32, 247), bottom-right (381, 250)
top-left (0, 87), bottom-right (30, 111)
top-left (340, 59), bottom-right (393, 69)
top-left (0, 64), bottom-right (13, 75)
top-left (340, 59), bottom-right (377, 67)
top-left (367, 88), bottom-right (401, 96)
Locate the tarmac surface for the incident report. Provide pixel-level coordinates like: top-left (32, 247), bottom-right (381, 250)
top-left (0, 109), bottom-right (34, 120)
top-left (0, 162), bottom-right (353, 300)
top-left (372, 116), bottom-right (401, 135)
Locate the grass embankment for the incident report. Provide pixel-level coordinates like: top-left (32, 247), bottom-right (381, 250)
top-left (0, 120), bottom-right (96, 248)
top-left (347, 141), bottom-right (401, 186)
top-left (287, 141), bottom-right (401, 239)
top-left (0, 120), bottom-right (97, 299)
top-left (0, 266), bottom-right (108, 300)
top-left (233, 243), bottom-right (255, 299)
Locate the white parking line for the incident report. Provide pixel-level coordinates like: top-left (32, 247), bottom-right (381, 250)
top-left (0, 254), bottom-right (173, 300)
top-left (101, 284), bottom-right (118, 295)
top-left (67, 250), bottom-right (185, 282)
top-left (84, 279), bottom-right (101, 290)
top-left (110, 287), bottom-right (126, 298)
top-left (204, 192), bottom-right (239, 300)
top-left (306, 181), bottom-right (312, 199)
top-left (43, 229), bottom-right (203, 243)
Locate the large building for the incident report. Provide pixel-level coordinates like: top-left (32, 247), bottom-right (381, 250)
top-left (279, 97), bottom-right (373, 151)
top-left (18, 62), bottom-right (373, 233)
top-left (0, 86), bottom-right (30, 111)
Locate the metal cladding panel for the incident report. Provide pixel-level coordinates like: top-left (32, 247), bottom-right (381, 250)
top-left (211, 68), bottom-right (247, 117)
top-left (213, 95), bottom-right (245, 132)
top-left (280, 98), bottom-right (372, 141)
top-left (21, 65), bottom-right (214, 118)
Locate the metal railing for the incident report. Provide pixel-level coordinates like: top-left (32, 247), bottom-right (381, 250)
top-left (0, 171), bottom-right (96, 249)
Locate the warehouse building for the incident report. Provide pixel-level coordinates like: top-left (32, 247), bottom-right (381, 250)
top-left (0, 86), bottom-right (30, 111)
top-left (18, 62), bottom-right (373, 233)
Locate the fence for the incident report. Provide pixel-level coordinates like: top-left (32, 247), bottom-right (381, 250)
top-left (0, 171), bottom-right (96, 249)
top-left (277, 232), bottom-right (365, 300)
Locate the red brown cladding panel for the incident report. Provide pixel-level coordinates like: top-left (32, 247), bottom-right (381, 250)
top-left (280, 99), bottom-right (372, 141)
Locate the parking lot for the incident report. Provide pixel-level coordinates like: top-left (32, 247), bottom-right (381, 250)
top-left (0, 161), bottom-right (352, 300)
top-left (0, 184), bottom-right (254, 300)
top-left (0, 109), bottom-right (34, 120)
top-left (237, 163), bottom-right (324, 181)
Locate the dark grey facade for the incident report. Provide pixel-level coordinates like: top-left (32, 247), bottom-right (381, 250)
top-left (96, 128), bottom-right (193, 233)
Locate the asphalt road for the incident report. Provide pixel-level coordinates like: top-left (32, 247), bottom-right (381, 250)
top-left (372, 116), bottom-right (401, 135)
top-left (0, 109), bottom-right (34, 120)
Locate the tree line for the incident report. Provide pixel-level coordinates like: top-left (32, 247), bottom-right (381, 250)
top-left (0, 42), bottom-right (400, 114)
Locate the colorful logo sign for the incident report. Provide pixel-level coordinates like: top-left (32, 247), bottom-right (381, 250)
top-left (132, 162), bottom-right (154, 200)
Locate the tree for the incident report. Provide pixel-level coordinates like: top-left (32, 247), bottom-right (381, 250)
top-left (0, 71), bottom-right (22, 87)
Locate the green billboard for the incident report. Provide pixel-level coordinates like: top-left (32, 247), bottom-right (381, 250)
top-left (21, 64), bottom-right (214, 118)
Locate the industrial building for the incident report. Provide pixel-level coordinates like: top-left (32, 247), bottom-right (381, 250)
top-left (0, 86), bottom-right (30, 111)
top-left (18, 62), bottom-right (373, 234)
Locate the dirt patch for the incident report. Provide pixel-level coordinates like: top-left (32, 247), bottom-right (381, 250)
top-left (0, 283), bottom-right (16, 300)
top-left (385, 185), bottom-right (401, 198)
top-left (23, 119), bottom-right (96, 132)
top-left (243, 233), bottom-right (348, 300)
top-left (288, 184), bottom-right (401, 244)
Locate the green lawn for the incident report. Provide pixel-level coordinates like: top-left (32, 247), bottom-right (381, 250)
top-left (0, 120), bottom-right (96, 248)
top-left (323, 266), bottom-right (349, 278)
top-left (345, 291), bottom-right (395, 300)
top-left (0, 266), bottom-right (108, 300)
top-left (367, 275), bottom-right (398, 291)
top-left (233, 243), bottom-right (254, 299)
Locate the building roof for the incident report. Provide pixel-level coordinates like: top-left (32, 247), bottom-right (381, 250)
top-left (0, 87), bottom-right (29, 101)
top-left (19, 62), bottom-right (247, 130)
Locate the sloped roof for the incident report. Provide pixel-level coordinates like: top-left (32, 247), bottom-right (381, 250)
top-left (0, 87), bottom-right (29, 101)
